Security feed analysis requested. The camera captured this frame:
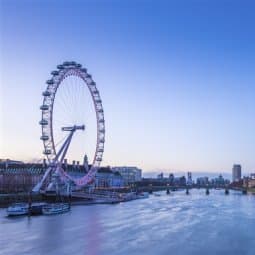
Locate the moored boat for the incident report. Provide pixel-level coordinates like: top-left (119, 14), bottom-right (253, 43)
top-left (30, 202), bottom-right (48, 215)
top-left (121, 192), bottom-right (137, 201)
top-left (42, 203), bottom-right (70, 215)
top-left (137, 192), bottom-right (149, 199)
top-left (7, 203), bottom-right (29, 217)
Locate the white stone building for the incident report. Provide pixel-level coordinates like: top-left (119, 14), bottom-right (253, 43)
top-left (111, 166), bottom-right (142, 185)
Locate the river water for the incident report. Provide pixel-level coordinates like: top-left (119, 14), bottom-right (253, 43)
top-left (0, 189), bottom-right (255, 255)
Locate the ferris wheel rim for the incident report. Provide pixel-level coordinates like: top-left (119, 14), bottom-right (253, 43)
top-left (39, 62), bottom-right (105, 171)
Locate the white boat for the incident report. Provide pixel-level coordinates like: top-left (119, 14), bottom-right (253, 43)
top-left (7, 203), bottom-right (29, 216)
top-left (30, 202), bottom-right (48, 215)
top-left (137, 192), bottom-right (149, 199)
top-left (121, 192), bottom-right (137, 201)
top-left (42, 203), bottom-right (70, 215)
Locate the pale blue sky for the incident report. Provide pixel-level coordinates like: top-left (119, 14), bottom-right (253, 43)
top-left (1, 0), bottom-right (255, 173)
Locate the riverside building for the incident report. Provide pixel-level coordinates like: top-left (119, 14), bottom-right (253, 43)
top-left (0, 159), bottom-right (124, 192)
top-left (94, 167), bottom-right (124, 188)
top-left (187, 172), bottom-right (192, 185)
top-left (112, 166), bottom-right (142, 185)
top-left (232, 164), bottom-right (242, 182)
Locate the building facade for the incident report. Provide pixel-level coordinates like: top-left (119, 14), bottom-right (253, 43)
top-left (187, 172), bottom-right (192, 185)
top-left (94, 167), bottom-right (124, 188)
top-left (112, 166), bottom-right (142, 185)
top-left (0, 159), bottom-right (124, 192)
top-left (0, 161), bottom-right (45, 193)
top-left (211, 174), bottom-right (229, 186)
top-left (232, 164), bottom-right (242, 182)
top-left (196, 177), bottom-right (209, 186)
top-left (243, 173), bottom-right (255, 188)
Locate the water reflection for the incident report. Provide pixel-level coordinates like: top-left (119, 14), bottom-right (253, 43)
top-left (39, 213), bottom-right (66, 254)
top-left (86, 207), bottom-right (102, 255)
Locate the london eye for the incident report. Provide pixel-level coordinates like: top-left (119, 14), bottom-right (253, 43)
top-left (34, 61), bottom-right (105, 192)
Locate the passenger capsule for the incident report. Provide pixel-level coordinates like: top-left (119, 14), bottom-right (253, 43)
top-left (99, 119), bottom-right (104, 123)
top-left (44, 149), bottom-right (51, 155)
top-left (95, 99), bottom-right (102, 103)
top-left (57, 65), bottom-right (64, 70)
top-left (63, 61), bottom-right (71, 66)
top-left (42, 91), bottom-right (51, 96)
top-left (99, 138), bottom-right (105, 143)
top-left (99, 128), bottom-right (105, 133)
top-left (40, 135), bottom-right (49, 141)
top-left (81, 68), bottom-right (87, 73)
top-left (39, 119), bottom-right (48, 125)
top-left (98, 109), bottom-right (103, 113)
top-left (40, 105), bottom-right (49, 111)
top-left (98, 148), bottom-right (104, 152)
top-left (46, 79), bottom-right (54, 85)
top-left (86, 74), bottom-right (92, 79)
top-left (76, 63), bottom-right (82, 68)
top-left (96, 157), bottom-right (102, 161)
top-left (70, 61), bottom-right (76, 65)
top-left (51, 70), bottom-right (59, 76)
top-left (90, 81), bottom-right (96, 86)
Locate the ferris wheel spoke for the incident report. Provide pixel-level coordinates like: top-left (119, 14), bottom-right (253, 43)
top-left (73, 78), bottom-right (82, 124)
top-left (68, 75), bottom-right (77, 123)
top-left (59, 89), bottom-right (78, 124)
top-left (57, 82), bottom-right (75, 123)
top-left (73, 79), bottom-right (81, 122)
top-left (69, 78), bottom-right (77, 124)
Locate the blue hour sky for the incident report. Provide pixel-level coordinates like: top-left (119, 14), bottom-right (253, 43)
top-left (1, 0), bottom-right (255, 174)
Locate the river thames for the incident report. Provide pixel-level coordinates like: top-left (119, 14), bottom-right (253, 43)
top-left (0, 190), bottom-right (255, 255)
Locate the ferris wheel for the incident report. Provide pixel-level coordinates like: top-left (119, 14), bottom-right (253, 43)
top-left (34, 61), bottom-right (105, 191)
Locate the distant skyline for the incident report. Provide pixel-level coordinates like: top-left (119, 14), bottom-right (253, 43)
top-left (1, 0), bottom-right (255, 173)
top-left (142, 171), bottom-right (234, 180)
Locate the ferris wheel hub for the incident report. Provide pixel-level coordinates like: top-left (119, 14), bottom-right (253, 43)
top-left (61, 125), bottom-right (85, 132)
